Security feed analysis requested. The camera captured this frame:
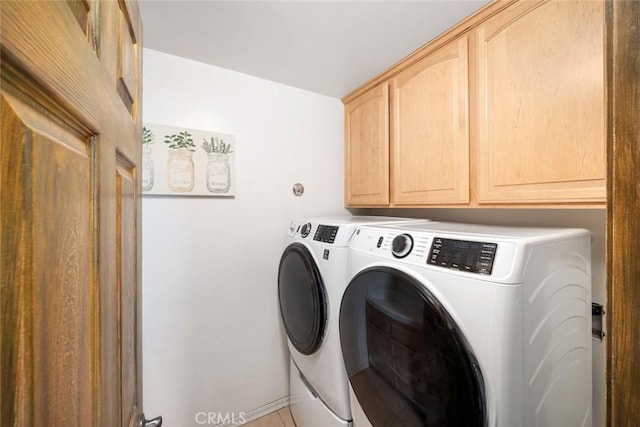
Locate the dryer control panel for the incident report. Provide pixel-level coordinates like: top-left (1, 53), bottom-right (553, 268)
top-left (427, 238), bottom-right (497, 275)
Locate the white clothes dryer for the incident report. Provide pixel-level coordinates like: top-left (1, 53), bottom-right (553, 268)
top-left (339, 222), bottom-right (592, 427)
top-left (278, 216), bottom-right (429, 427)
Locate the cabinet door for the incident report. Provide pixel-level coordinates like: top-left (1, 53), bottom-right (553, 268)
top-left (476, 0), bottom-right (605, 204)
top-left (345, 84), bottom-right (390, 206)
top-left (390, 36), bottom-right (469, 205)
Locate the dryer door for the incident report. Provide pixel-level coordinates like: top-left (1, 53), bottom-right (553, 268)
top-left (339, 267), bottom-right (486, 427)
top-left (278, 243), bottom-right (327, 355)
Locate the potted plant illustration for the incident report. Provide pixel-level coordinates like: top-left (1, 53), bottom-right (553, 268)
top-left (142, 126), bottom-right (155, 191)
top-left (202, 136), bottom-right (233, 193)
top-left (164, 131), bottom-right (196, 192)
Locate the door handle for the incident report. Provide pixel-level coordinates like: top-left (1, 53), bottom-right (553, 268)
top-left (142, 415), bottom-right (163, 427)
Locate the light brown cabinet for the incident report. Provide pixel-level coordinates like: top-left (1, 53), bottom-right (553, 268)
top-left (345, 83), bottom-right (389, 206)
top-left (344, 36), bottom-right (469, 207)
top-left (343, 0), bottom-right (606, 208)
top-left (475, 0), bottom-right (605, 204)
top-left (390, 36), bottom-right (469, 205)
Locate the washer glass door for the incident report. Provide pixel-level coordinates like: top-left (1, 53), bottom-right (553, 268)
top-left (278, 243), bottom-right (327, 355)
top-left (339, 267), bottom-right (486, 427)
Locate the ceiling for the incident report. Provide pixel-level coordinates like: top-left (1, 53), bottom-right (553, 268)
top-left (139, 0), bottom-right (491, 99)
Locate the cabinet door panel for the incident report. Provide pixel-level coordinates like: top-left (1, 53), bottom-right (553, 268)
top-left (391, 36), bottom-right (469, 205)
top-left (476, 0), bottom-right (605, 203)
top-left (345, 84), bottom-right (389, 206)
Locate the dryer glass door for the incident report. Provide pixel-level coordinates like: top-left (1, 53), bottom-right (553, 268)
top-left (278, 243), bottom-right (327, 355)
top-left (339, 267), bottom-right (486, 427)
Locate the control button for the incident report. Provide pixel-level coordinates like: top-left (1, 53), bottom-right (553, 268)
top-left (392, 234), bottom-right (414, 258)
top-left (300, 223), bottom-right (312, 238)
top-left (376, 237), bottom-right (384, 248)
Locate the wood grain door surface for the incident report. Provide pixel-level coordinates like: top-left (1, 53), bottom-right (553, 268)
top-left (475, 0), bottom-right (606, 204)
top-left (345, 83), bottom-right (390, 206)
top-left (390, 35), bottom-right (469, 206)
top-left (1, 1), bottom-right (149, 426)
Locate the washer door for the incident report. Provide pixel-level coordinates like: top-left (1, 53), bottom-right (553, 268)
top-left (339, 267), bottom-right (486, 427)
top-left (278, 243), bottom-right (327, 355)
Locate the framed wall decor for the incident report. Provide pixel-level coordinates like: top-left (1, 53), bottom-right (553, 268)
top-left (142, 122), bottom-right (236, 196)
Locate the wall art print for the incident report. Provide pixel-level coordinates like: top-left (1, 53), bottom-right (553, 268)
top-left (142, 122), bottom-right (235, 196)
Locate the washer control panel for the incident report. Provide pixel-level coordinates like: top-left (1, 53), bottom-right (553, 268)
top-left (427, 237), bottom-right (497, 275)
top-left (314, 225), bottom-right (339, 244)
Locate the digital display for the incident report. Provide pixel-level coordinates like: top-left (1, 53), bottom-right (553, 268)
top-left (314, 225), bottom-right (339, 244)
top-left (427, 237), bottom-right (497, 275)
top-left (453, 241), bottom-right (470, 250)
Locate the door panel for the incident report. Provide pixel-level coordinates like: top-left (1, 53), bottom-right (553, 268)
top-left (117, 158), bottom-right (138, 427)
top-left (391, 36), bottom-right (469, 205)
top-left (1, 91), bottom-right (95, 427)
top-left (476, 0), bottom-right (605, 203)
top-left (1, 1), bottom-right (146, 426)
top-left (117, 5), bottom-right (138, 112)
top-left (345, 84), bottom-right (390, 206)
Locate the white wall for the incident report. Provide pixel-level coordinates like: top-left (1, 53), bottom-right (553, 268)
top-left (141, 49), bottom-right (348, 426)
top-left (358, 207), bottom-right (606, 427)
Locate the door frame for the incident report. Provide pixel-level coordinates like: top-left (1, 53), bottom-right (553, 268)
top-left (606, 0), bottom-right (640, 425)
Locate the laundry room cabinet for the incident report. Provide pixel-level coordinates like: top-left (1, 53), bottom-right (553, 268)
top-left (390, 36), bottom-right (469, 206)
top-left (344, 36), bottom-right (469, 207)
top-left (475, 0), bottom-right (606, 204)
top-left (343, 0), bottom-right (606, 208)
top-left (344, 83), bottom-right (389, 206)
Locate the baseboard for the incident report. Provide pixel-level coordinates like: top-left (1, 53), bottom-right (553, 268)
top-left (213, 396), bottom-right (290, 426)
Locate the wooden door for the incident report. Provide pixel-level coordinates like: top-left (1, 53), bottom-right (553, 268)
top-left (475, 0), bottom-right (605, 204)
top-left (606, 0), bottom-right (640, 424)
top-left (345, 83), bottom-right (390, 207)
top-left (0, 1), bottom-right (156, 426)
top-left (390, 36), bottom-right (469, 205)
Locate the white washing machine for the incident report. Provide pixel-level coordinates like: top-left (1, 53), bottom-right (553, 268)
top-left (278, 216), bottom-right (429, 427)
top-left (339, 221), bottom-right (592, 427)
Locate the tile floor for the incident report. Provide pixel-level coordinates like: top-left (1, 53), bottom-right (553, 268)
top-left (243, 407), bottom-right (296, 427)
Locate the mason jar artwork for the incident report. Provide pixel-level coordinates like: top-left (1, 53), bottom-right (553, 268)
top-left (142, 126), bottom-right (155, 191)
top-left (142, 145), bottom-right (154, 191)
top-left (164, 131), bottom-right (196, 192)
top-left (202, 137), bottom-right (233, 193)
top-left (167, 148), bottom-right (195, 192)
top-left (206, 152), bottom-right (231, 193)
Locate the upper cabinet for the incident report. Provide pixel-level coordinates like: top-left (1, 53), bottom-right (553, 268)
top-left (343, 0), bottom-right (606, 208)
top-left (475, 0), bottom-right (605, 204)
top-left (391, 36), bottom-right (470, 205)
top-left (345, 83), bottom-right (389, 206)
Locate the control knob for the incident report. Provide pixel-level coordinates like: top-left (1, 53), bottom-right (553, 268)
top-left (300, 223), bottom-right (312, 238)
top-left (391, 234), bottom-right (413, 258)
